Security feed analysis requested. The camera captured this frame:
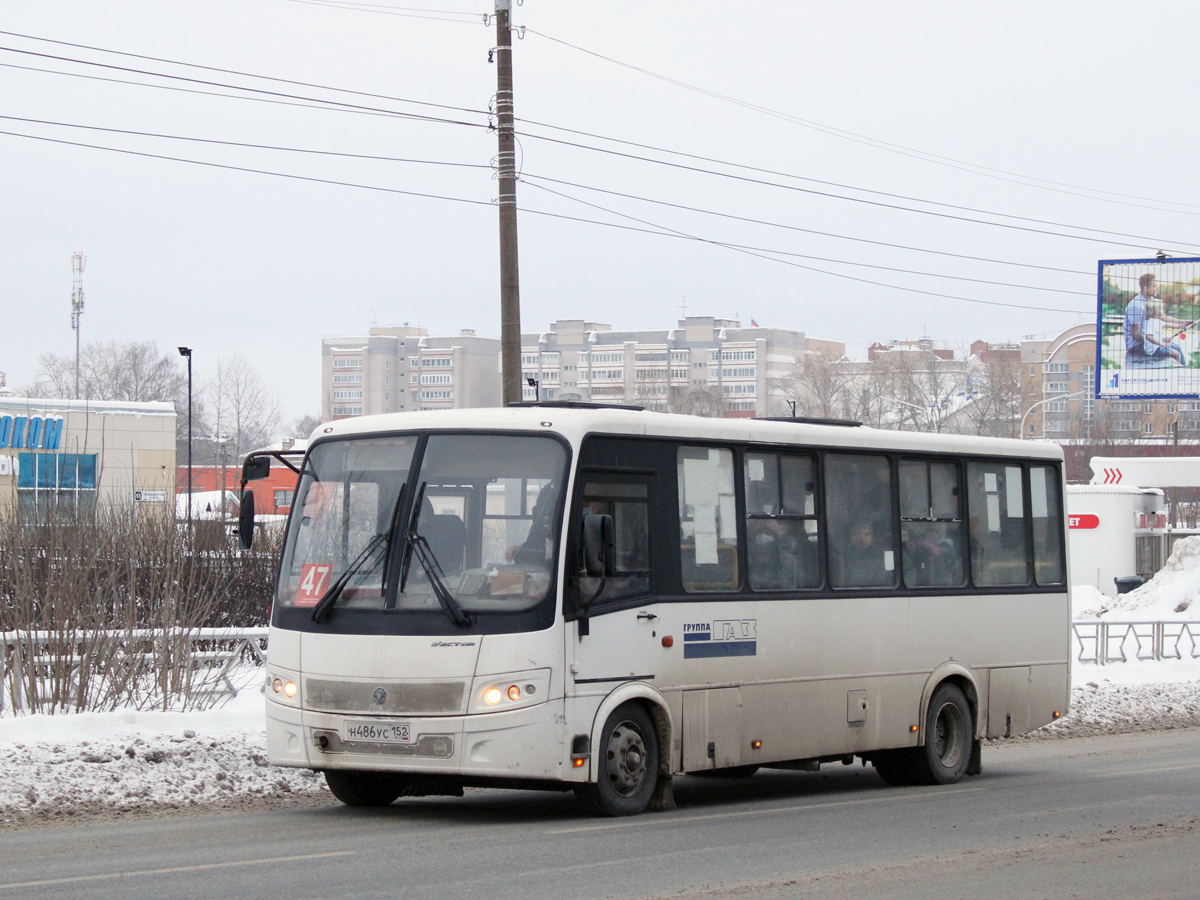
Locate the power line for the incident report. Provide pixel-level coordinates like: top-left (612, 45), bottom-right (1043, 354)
top-left (8, 30), bottom-right (1194, 251)
top-left (520, 181), bottom-right (1088, 315)
top-left (2, 108), bottom-right (1113, 274)
top-left (524, 27), bottom-right (1200, 214)
top-left (0, 113), bottom-right (491, 170)
top-left (0, 29), bottom-right (490, 119)
top-left (0, 123), bottom-right (1091, 315)
top-left (281, 0), bottom-right (485, 22)
top-left (0, 44), bottom-right (489, 131)
top-left (513, 138), bottom-right (1200, 254)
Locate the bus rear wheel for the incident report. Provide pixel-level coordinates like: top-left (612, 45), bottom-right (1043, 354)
top-left (324, 770), bottom-right (410, 807)
top-left (575, 702), bottom-right (659, 817)
top-left (873, 683), bottom-right (974, 786)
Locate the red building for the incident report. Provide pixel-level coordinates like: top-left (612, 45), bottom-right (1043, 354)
top-left (176, 464), bottom-right (301, 515)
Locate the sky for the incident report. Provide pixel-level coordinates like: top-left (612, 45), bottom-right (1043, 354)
top-left (2, 0), bottom-right (1199, 426)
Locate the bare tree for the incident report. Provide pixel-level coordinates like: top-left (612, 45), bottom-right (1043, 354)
top-left (33, 340), bottom-right (187, 406)
top-left (958, 354), bottom-right (1021, 437)
top-left (292, 413), bottom-right (323, 437)
top-left (203, 355), bottom-right (281, 462)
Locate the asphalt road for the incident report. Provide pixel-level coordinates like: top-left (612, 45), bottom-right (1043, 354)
top-left (3, 730), bottom-right (1199, 900)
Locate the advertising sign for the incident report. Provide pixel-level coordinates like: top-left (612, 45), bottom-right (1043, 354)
top-left (1097, 257), bottom-right (1200, 398)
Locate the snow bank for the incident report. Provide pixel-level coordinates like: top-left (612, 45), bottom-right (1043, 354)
top-left (1073, 535), bottom-right (1200, 621)
top-left (0, 689), bottom-right (327, 825)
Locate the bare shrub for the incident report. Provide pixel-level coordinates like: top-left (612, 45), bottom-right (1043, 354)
top-left (0, 503), bottom-right (281, 715)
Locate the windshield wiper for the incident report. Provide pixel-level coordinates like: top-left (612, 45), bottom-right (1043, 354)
top-left (399, 481), bottom-right (473, 628)
top-left (312, 482), bottom-right (406, 624)
top-left (310, 533), bottom-right (387, 623)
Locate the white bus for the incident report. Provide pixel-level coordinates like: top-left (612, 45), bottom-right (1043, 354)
top-left (245, 405), bottom-right (1070, 816)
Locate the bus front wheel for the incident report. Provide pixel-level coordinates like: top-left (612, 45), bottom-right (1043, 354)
top-left (324, 770), bottom-right (410, 807)
top-left (575, 702), bottom-right (659, 817)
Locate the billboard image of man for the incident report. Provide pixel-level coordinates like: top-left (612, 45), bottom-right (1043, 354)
top-left (1124, 273), bottom-right (1189, 366)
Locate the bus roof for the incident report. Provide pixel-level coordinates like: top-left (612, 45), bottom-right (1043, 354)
top-left (309, 406), bottom-right (1064, 462)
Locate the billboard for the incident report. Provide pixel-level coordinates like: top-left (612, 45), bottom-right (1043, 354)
top-left (1097, 257), bottom-right (1200, 399)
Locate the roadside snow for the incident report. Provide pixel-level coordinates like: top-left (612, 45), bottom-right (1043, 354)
top-left (0, 687), bottom-right (328, 826)
top-left (1073, 534), bottom-right (1200, 621)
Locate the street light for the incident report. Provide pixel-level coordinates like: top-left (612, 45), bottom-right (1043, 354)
top-left (177, 346), bottom-right (192, 541)
top-left (1020, 389), bottom-right (1086, 438)
top-left (526, 376), bottom-right (539, 402)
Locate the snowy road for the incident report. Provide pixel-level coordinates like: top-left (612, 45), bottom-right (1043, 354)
top-left (1, 728), bottom-right (1199, 900)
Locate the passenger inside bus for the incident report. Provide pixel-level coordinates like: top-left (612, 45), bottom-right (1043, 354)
top-left (835, 520), bottom-right (893, 587)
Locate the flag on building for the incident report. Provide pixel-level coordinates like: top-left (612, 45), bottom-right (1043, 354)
top-left (750, 318), bottom-right (759, 327)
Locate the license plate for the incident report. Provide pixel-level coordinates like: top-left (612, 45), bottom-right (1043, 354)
top-left (342, 719), bottom-right (413, 744)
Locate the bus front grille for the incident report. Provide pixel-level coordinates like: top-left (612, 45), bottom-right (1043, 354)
top-left (312, 729), bottom-right (454, 758)
top-left (304, 678), bottom-right (468, 715)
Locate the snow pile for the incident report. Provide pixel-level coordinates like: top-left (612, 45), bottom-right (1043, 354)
top-left (0, 690), bottom-right (327, 825)
top-left (1073, 535), bottom-right (1200, 621)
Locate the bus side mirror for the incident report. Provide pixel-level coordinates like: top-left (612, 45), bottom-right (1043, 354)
top-left (238, 490), bottom-right (256, 550)
top-left (581, 513), bottom-right (615, 577)
top-left (242, 456), bottom-right (271, 482)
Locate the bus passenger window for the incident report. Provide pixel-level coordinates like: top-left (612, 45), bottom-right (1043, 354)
top-left (677, 447), bottom-right (739, 592)
top-left (744, 452), bottom-right (820, 590)
top-left (967, 463), bottom-right (1029, 586)
top-left (825, 454), bottom-right (895, 589)
top-left (578, 481), bottom-right (650, 605)
top-left (899, 460), bottom-right (966, 588)
top-left (1030, 466), bottom-right (1064, 585)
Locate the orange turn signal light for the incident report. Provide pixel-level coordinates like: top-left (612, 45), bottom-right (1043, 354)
top-left (910, 725), bottom-right (919, 733)
top-left (572, 758), bottom-right (586, 768)
top-left (662, 636), bottom-right (674, 648)
top-left (1052, 710), bottom-right (1061, 718)
top-left (750, 740), bottom-right (762, 750)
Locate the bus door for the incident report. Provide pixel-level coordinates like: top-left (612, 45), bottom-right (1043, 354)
top-left (568, 474), bottom-right (659, 687)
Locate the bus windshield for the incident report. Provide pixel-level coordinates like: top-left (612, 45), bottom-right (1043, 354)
top-left (276, 432), bottom-right (568, 616)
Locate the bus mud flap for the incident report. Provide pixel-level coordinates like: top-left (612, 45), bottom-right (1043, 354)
top-left (649, 774), bottom-right (675, 812)
top-left (966, 739), bottom-right (982, 777)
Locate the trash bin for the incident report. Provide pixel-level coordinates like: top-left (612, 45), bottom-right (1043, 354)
top-left (1114, 575), bottom-right (1145, 594)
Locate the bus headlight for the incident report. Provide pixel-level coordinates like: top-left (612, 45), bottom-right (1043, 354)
top-left (470, 669), bottom-right (551, 713)
top-left (266, 669), bottom-right (301, 706)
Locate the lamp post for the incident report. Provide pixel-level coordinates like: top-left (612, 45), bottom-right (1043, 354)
top-left (1020, 389), bottom-right (1086, 438)
top-left (177, 347), bottom-right (192, 541)
top-left (526, 376), bottom-right (539, 402)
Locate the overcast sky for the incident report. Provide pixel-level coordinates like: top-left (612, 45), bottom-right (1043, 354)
top-left (3, 0), bottom-right (1198, 425)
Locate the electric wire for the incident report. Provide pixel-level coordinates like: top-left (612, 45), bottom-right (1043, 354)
top-left (0, 113), bottom-right (491, 170)
top-left (281, 0), bottom-right (484, 23)
top-left (4, 34), bottom-right (1194, 251)
top-left (0, 29), bottom-right (491, 119)
top-left (0, 123), bottom-right (1089, 315)
top-left (520, 180), bottom-right (1088, 315)
top-left (0, 45), bottom-right (489, 131)
top-left (524, 27), bottom-right (1200, 214)
top-left (513, 138), bottom-right (1200, 254)
top-left (0, 111), bottom-right (1115, 277)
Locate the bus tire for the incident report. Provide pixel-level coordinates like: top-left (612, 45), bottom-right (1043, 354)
top-left (324, 770), bottom-right (409, 807)
top-left (575, 702), bottom-right (659, 817)
top-left (910, 683), bottom-right (973, 785)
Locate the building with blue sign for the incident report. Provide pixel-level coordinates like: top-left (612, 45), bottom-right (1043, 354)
top-left (0, 397), bottom-right (176, 515)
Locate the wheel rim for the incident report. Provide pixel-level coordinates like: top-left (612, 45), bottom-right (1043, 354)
top-left (932, 701), bottom-right (966, 768)
top-left (605, 719), bottom-right (648, 797)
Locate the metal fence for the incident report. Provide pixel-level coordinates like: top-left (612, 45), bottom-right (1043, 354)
top-left (0, 627), bottom-right (268, 714)
top-left (1072, 621), bottom-right (1200, 665)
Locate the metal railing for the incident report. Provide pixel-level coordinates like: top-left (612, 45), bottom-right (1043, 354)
top-left (0, 627), bottom-right (268, 714)
top-left (1072, 621), bottom-right (1200, 665)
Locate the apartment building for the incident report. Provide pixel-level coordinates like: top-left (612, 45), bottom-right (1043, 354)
top-left (519, 317), bottom-right (843, 417)
top-left (320, 326), bottom-right (501, 420)
top-left (1021, 323), bottom-right (1183, 443)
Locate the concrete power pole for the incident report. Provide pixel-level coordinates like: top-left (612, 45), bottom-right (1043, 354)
top-left (70, 251), bottom-right (86, 399)
top-left (495, 0), bottom-right (522, 406)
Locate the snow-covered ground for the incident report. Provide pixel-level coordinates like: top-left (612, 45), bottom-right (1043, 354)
top-left (4, 542), bottom-right (1200, 826)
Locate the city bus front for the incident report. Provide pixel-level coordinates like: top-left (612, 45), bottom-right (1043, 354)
top-left (263, 424), bottom-right (573, 804)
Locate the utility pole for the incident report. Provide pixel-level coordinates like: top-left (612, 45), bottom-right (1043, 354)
top-left (70, 251), bottom-right (86, 399)
top-left (495, 0), bottom-right (522, 406)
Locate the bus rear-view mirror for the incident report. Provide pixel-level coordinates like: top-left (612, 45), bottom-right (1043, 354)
top-left (238, 490), bottom-right (256, 550)
top-left (242, 456), bottom-right (271, 482)
top-left (581, 513), bottom-right (614, 578)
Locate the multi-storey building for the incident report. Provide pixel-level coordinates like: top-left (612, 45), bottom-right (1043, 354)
top-left (519, 317), bottom-right (843, 417)
top-left (321, 326), bottom-right (500, 420)
top-left (1018, 324), bottom-right (1189, 444)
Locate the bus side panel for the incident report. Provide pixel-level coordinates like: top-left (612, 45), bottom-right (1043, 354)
top-left (987, 663), bottom-right (1068, 737)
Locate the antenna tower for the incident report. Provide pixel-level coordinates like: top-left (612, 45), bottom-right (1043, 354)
top-left (70, 251), bottom-right (86, 399)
